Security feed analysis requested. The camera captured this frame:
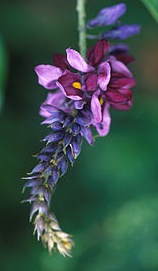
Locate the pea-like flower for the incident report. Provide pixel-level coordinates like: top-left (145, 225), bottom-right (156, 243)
top-left (87, 3), bottom-right (126, 28)
top-left (86, 3), bottom-right (140, 43)
top-left (35, 39), bottom-right (135, 136)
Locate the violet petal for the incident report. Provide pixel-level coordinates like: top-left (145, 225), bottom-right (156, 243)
top-left (95, 103), bottom-right (111, 136)
top-left (91, 89), bottom-right (102, 123)
top-left (66, 48), bottom-right (94, 72)
top-left (98, 62), bottom-right (111, 91)
top-left (35, 65), bottom-right (63, 89)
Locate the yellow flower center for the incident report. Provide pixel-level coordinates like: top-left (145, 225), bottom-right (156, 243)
top-left (72, 81), bottom-right (82, 90)
top-left (99, 97), bottom-right (104, 105)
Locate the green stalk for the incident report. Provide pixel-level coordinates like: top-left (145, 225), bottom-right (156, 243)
top-left (76, 0), bottom-right (87, 58)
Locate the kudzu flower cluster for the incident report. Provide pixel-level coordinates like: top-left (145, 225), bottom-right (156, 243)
top-left (23, 3), bottom-right (140, 256)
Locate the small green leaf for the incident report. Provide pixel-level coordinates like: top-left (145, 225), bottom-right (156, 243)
top-left (0, 35), bottom-right (8, 112)
top-left (141, 0), bottom-right (158, 23)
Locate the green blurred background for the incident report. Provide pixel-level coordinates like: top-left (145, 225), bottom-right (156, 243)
top-left (0, 0), bottom-right (158, 270)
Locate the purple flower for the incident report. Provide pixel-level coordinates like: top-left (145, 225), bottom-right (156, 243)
top-left (57, 42), bottom-right (110, 95)
top-left (87, 3), bottom-right (126, 28)
top-left (102, 24), bottom-right (141, 40)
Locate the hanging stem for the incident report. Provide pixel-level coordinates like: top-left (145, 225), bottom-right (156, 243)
top-left (76, 0), bottom-right (87, 58)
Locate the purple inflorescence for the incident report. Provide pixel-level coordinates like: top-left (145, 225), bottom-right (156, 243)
top-left (23, 2), bottom-right (140, 256)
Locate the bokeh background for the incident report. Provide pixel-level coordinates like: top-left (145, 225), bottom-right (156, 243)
top-left (0, 0), bottom-right (158, 270)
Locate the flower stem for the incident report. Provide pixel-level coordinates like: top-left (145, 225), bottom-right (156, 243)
top-left (76, 0), bottom-right (87, 59)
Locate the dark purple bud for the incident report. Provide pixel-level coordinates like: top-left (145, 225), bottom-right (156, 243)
top-left (63, 115), bottom-right (73, 127)
top-left (87, 3), bottom-right (126, 28)
top-left (41, 144), bottom-right (58, 154)
top-left (42, 187), bottom-right (51, 204)
top-left (76, 113), bottom-right (89, 126)
top-left (43, 165), bottom-right (53, 175)
top-left (52, 166), bottom-right (60, 184)
top-left (56, 151), bottom-right (64, 160)
top-left (30, 186), bottom-right (39, 196)
top-left (41, 116), bottom-right (64, 125)
top-left (41, 110), bottom-right (66, 124)
top-left (82, 108), bottom-right (93, 124)
top-left (37, 153), bottom-right (50, 162)
top-left (30, 163), bottom-right (46, 174)
top-left (66, 146), bottom-right (75, 164)
top-left (50, 121), bottom-right (63, 131)
top-left (71, 135), bottom-right (82, 157)
top-left (58, 157), bottom-right (68, 176)
top-left (76, 110), bottom-right (92, 126)
top-left (102, 24), bottom-right (141, 40)
top-left (23, 178), bottom-right (43, 189)
top-left (47, 165), bottom-right (60, 188)
top-left (29, 186), bottom-right (51, 205)
top-left (81, 126), bottom-right (94, 146)
top-left (41, 104), bottom-right (63, 115)
top-left (48, 175), bottom-right (56, 189)
top-left (71, 123), bottom-right (81, 135)
top-left (43, 131), bottom-right (64, 143)
top-left (75, 133), bottom-right (82, 144)
top-left (63, 132), bottom-right (73, 147)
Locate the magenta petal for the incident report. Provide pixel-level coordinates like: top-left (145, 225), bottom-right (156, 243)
top-left (95, 103), bottom-right (111, 136)
top-left (35, 65), bottom-right (63, 89)
top-left (98, 62), bottom-right (111, 90)
top-left (66, 48), bottom-right (94, 72)
top-left (91, 89), bottom-right (102, 123)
